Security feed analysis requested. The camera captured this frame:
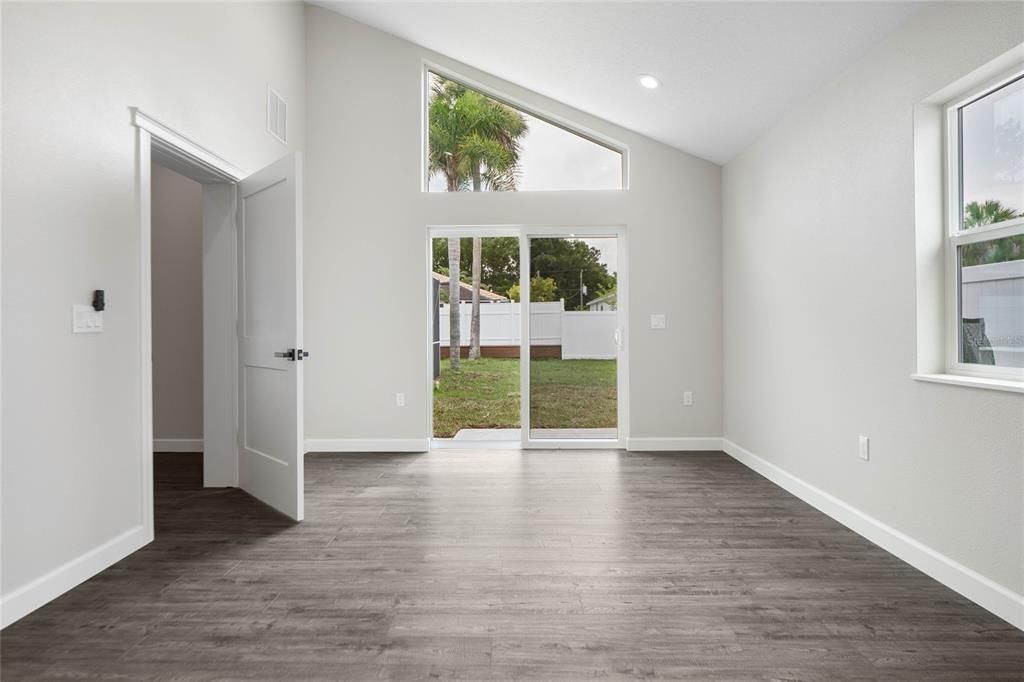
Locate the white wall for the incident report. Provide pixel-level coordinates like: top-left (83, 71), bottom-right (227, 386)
top-left (151, 163), bottom-right (203, 443)
top-left (1, 1), bottom-right (305, 623)
top-left (723, 0), bottom-right (1024, 619)
top-left (304, 7), bottom-right (722, 448)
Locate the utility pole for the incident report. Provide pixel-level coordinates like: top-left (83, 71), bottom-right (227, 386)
top-left (579, 269), bottom-right (586, 310)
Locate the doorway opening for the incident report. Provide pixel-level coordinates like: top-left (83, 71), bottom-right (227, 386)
top-left (142, 126), bottom-right (243, 525)
top-left (135, 109), bottom-right (307, 534)
top-left (428, 227), bottom-right (627, 449)
top-left (151, 162), bottom-right (205, 459)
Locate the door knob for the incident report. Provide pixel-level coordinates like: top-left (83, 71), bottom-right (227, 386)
top-left (274, 349), bottom-right (309, 361)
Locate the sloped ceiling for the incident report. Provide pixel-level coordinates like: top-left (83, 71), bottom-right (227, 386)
top-left (315, 1), bottom-right (923, 164)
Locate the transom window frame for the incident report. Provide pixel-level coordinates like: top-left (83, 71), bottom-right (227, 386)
top-left (421, 62), bottom-right (630, 194)
top-left (943, 66), bottom-right (1024, 383)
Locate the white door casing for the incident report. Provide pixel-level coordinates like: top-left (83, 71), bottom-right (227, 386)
top-left (237, 152), bottom-right (304, 520)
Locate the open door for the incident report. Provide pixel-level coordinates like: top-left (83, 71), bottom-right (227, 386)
top-left (237, 153), bottom-right (304, 520)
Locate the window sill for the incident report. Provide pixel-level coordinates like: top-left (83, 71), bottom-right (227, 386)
top-left (911, 373), bottom-right (1024, 394)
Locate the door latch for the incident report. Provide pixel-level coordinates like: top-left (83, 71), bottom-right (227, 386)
top-left (274, 349), bottom-right (310, 361)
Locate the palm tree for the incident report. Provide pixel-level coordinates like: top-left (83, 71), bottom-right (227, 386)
top-left (964, 200), bottom-right (1020, 228)
top-left (428, 78), bottom-right (527, 365)
top-left (962, 200), bottom-right (1024, 266)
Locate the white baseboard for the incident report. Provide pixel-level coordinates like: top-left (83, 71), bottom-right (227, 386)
top-left (153, 438), bottom-right (203, 453)
top-left (722, 439), bottom-right (1024, 631)
top-left (304, 438), bottom-right (429, 453)
top-left (626, 437), bottom-right (724, 452)
top-left (1, 524), bottom-right (151, 628)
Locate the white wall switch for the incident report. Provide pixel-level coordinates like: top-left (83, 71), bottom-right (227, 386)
top-left (683, 391), bottom-right (693, 406)
top-left (395, 392), bottom-right (406, 407)
top-left (650, 314), bottom-right (666, 329)
top-left (858, 435), bottom-right (870, 461)
top-left (72, 305), bottom-right (103, 333)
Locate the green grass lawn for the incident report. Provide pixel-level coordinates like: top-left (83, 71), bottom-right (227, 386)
top-left (432, 357), bottom-right (616, 438)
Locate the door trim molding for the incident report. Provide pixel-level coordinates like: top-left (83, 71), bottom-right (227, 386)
top-left (132, 109), bottom-right (245, 183)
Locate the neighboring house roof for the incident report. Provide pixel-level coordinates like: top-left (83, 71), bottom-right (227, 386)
top-left (432, 272), bottom-right (508, 303)
top-left (586, 291), bottom-right (616, 307)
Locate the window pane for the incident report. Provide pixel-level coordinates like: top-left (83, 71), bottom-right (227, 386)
top-left (961, 76), bottom-right (1024, 229)
top-left (528, 237), bottom-right (618, 440)
top-left (431, 236), bottom-right (522, 441)
top-left (959, 236), bottom-right (1024, 367)
top-left (427, 73), bottom-right (623, 192)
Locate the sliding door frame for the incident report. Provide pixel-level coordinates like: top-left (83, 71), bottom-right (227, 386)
top-left (426, 225), bottom-right (628, 450)
top-left (521, 225), bottom-right (628, 450)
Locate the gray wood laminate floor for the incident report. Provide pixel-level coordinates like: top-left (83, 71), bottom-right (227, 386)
top-left (2, 450), bottom-right (1022, 680)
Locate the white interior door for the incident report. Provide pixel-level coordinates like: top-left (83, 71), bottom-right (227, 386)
top-left (237, 153), bottom-right (304, 520)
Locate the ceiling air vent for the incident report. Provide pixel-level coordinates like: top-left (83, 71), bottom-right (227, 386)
top-left (267, 86), bottom-right (287, 144)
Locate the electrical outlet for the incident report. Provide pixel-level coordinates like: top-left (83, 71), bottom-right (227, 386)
top-left (683, 391), bottom-right (693, 406)
top-left (858, 435), bottom-right (870, 461)
top-left (650, 314), bottom-right (666, 329)
top-left (395, 393), bottom-right (406, 407)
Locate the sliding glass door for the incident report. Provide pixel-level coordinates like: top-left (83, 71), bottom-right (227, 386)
top-left (428, 226), bottom-right (626, 449)
top-left (521, 230), bottom-right (626, 447)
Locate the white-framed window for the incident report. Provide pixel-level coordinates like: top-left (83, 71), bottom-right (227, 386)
top-left (423, 65), bottom-right (627, 193)
top-left (944, 68), bottom-right (1024, 382)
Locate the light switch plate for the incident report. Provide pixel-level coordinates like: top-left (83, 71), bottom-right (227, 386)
top-left (73, 305), bottom-right (103, 333)
top-left (650, 314), bottom-right (666, 329)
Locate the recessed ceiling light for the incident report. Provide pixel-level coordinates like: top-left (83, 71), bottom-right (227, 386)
top-left (638, 74), bottom-right (660, 89)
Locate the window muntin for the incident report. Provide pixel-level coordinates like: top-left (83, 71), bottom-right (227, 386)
top-left (948, 73), bottom-right (1024, 379)
top-left (426, 71), bottom-right (624, 192)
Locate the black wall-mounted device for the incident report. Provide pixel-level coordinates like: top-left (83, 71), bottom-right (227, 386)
top-left (92, 289), bottom-right (105, 312)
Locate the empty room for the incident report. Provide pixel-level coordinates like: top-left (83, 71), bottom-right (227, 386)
top-left (1, 1), bottom-right (1023, 679)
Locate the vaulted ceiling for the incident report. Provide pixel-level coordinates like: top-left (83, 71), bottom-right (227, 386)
top-left (315, 1), bottom-right (923, 164)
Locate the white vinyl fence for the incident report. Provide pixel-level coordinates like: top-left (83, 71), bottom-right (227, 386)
top-left (439, 300), bottom-right (618, 359)
top-left (962, 260), bottom-right (1024, 368)
top-left (562, 311), bottom-right (619, 359)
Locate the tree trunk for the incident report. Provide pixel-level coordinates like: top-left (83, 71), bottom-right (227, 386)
top-left (469, 237), bottom-right (482, 360)
top-left (468, 166), bottom-right (483, 360)
top-left (447, 237), bottom-right (461, 369)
